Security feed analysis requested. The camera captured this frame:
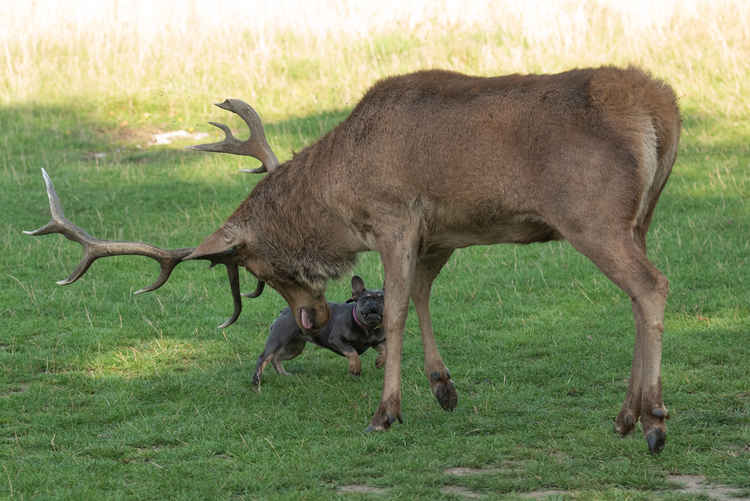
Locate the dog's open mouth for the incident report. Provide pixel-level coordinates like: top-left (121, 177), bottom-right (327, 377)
top-left (363, 312), bottom-right (383, 327)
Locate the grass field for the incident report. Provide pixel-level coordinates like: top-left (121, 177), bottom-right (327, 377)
top-left (2, 1), bottom-right (749, 499)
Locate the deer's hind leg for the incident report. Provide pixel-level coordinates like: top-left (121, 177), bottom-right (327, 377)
top-left (563, 225), bottom-right (669, 454)
top-left (411, 249), bottom-right (457, 411)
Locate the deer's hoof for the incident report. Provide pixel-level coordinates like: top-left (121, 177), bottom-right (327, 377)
top-left (650, 406), bottom-right (669, 419)
top-left (614, 409), bottom-right (637, 436)
top-left (434, 379), bottom-right (458, 411)
top-left (430, 371), bottom-right (458, 411)
top-left (366, 396), bottom-right (402, 431)
top-left (646, 429), bottom-right (666, 455)
top-left (365, 413), bottom-right (402, 432)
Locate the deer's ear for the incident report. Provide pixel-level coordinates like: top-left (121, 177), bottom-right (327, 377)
top-left (185, 228), bottom-right (237, 263)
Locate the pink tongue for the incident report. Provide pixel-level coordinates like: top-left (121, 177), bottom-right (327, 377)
top-left (300, 308), bottom-right (313, 330)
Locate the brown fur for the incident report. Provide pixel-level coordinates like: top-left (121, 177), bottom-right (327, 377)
top-left (32, 65), bottom-right (680, 453)
top-left (226, 66), bottom-right (677, 258)
top-left (189, 65), bottom-right (680, 452)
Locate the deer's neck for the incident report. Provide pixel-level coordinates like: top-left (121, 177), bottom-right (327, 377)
top-left (236, 153), bottom-right (360, 290)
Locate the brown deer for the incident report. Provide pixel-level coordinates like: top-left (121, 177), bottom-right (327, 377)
top-left (26, 65), bottom-right (679, 454)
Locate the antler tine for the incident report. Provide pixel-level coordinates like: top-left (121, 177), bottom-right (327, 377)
top-left (190, 98), bottom-right (279, 174)
top-left (25, 169), bottom-right (261, 329)
top-left (24, 168), bottom-right (105, 285)
top-left (24, 168), bottom-right (83, 239)
top-left (207, 121), bottom-right (235, 142)
top-left (133, 247), bottom-right (195, 295)
top-left (218, 263), bottom-right (242, 329)
top-left (242, 280), bottom-right (265, 298)
top-left (24, 168), bottom-right (194, 291)
top-left (215, 267), bottom-right (265, 328)
top-left (40, 168), bottom-right (65, 220)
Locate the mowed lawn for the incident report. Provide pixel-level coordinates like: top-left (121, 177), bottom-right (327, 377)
top-left (1, 1), bottom-right (748, 499)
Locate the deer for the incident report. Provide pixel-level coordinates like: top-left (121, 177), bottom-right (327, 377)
top-left (26, 65), bottom-right (680, 454)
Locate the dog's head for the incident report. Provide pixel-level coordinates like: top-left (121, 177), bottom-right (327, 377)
top-left (348, 276), bottom-right (384, 330)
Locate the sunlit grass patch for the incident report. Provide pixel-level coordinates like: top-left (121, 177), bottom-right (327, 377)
top-left (87, 338), bottom-right (217, 377)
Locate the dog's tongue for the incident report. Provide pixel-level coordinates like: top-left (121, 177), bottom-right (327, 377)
top-left (300, 308), bottom-right (313, 330)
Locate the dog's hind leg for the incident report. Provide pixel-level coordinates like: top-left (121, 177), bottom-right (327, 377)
top-left (252, 353), bottom-right (273, 388)
top-left (271, 355), bottom-right (291, 376)
top-left (272, 337), bottom-right (306, 375)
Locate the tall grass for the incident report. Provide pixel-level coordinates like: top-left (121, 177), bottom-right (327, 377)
top-left (2, 0), bottom-right (749, 121)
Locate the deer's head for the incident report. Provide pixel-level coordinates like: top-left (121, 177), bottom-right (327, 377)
top-left (27, 99), bottom-right (331, 332)
top-left (185, 220), bottom-right (331, 332)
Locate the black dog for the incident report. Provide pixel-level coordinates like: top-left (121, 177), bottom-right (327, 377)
top-left (252, 276), bottom-right (385, 388)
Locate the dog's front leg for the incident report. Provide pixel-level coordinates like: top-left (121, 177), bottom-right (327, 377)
top-left (374, 342), bottom-right (386, 369)
top-left (343, 350), bottom-right (362, 376)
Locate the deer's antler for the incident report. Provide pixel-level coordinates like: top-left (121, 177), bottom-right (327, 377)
top-left (24, 169), bottom-right (193, 293)
top-left (242, 280), bottom-right (265, 298)
top-left (24, 169), bottom-right (263, 328)
top-left (190, 99), bottom-right (279, 174)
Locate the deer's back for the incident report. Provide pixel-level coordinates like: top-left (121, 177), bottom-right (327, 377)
top-left (246, 66), bottom-right (679, 252)
top-left (312, 66), bottom-right (679, 248)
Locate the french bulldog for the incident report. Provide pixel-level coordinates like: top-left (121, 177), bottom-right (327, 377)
top-left (252, 275), bottom-right (385, 388)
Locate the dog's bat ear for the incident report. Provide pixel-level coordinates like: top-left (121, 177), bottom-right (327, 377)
top-left (351, 276), bottom-right (365, 297)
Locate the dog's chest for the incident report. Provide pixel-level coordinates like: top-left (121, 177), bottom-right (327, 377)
top-left (344, 324), bottom-right (384, 350)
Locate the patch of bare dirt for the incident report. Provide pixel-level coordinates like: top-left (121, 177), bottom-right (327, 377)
top-left (444, 467), bottom-right (504, 476)
top-left (443, 463), bottom-right (569, 498)
top-left (669, 475), bottom-right (750, 501)
top-left (444, 461), bottom-right (525, 477)
top-left (337, 485), bottom-right (389, 496)
top-left (1, 382), bottom-right (31, 397)
top-left (441, 486), bottom-right (485, 499)
top-left (519, 489), bottom-right (569, 499)
top-left (90, 123), bottom-right (159, 147)
top-left (150, 130), bottom-right (208, 145)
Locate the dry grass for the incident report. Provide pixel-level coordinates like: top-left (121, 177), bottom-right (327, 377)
top-left (2, 0), bottom-right (749, 121)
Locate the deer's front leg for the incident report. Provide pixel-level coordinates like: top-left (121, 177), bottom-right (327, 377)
top-left (366, 230), bottom-right (418, 431)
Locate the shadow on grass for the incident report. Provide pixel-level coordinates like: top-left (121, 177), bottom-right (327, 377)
top-left (2, 101), bottom-right (359, 375)
top-left (0, 100), bottom-right (350, 173)
top-left (5, 100), bottom-right (748, 357)
top-left (3, 101), bottom-right (353, 228)
top-left (5, 99), bottom-right (748, 349)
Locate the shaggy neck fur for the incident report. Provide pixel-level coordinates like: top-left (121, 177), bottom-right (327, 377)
top-left (228, 142), bottom-right (359, 291)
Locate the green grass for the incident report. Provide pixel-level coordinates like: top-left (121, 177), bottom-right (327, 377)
top-left (2, 2), bottom-right (749, 499)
